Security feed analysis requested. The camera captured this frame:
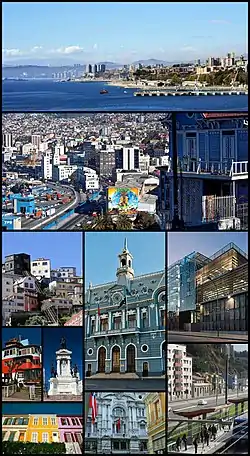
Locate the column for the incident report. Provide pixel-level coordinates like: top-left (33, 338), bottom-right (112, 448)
top-left (136, 306), bottom-right (140, 328)
top-left (57, 359), bottom-right (60, 375)
top-left (155, 304), bottom-right (159, 327)
top-left (122, 310), bottom-right (125, 328)
top-left (108, 312), bottom-right (112, 330)
top-left (95, 316), bottom-right (98, 332)
top-left (87, 315), bottom-right (90, 336)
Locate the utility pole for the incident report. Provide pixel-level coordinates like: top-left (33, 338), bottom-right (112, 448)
top-left (225, 344), bottom-right (230, 405)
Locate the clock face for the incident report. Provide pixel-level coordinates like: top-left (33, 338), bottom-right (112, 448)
top-left (112, 292), bottom-right (123, 305)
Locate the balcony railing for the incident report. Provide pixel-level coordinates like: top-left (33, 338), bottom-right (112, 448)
top-left (92, 327), bottom-right (140, 336)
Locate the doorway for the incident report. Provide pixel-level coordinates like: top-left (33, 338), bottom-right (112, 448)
top-left (112, 346), bottom-right (120, 373)
top-left (126, 345), bottom-right (136, 372)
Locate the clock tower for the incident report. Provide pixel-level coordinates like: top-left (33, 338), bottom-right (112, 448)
top-left (116, 238), bottom-right (134, 286)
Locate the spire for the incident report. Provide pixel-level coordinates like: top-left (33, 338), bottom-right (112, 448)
top-left (124, 238), bottom-right (128, 252)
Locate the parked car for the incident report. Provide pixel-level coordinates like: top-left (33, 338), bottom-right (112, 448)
top-left (197, 399), bottom-right (208, 405)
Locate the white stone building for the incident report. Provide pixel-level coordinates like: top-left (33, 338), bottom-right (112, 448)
top-left (167, 344), bottom-right (192, 400)
top-left (85, 392), bottom-right (148, 454)
top-left (31, 258), bottom-right (51, 280)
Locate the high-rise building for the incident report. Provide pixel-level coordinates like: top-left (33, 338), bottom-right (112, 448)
top-left (115, 147), bottom-right (140, 170)
top-left (167, 344), bottom-right (192, 399)
top-left (31, 134), bottom-right (41, 149)
top-left (93, 64), bottom-right (98, 74)
top-left (87, 64), bottom-right (92, 73)
top-left (100, 63), bottom-right (106, 73)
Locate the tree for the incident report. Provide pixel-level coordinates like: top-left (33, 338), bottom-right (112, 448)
top-left (94, 214), bottom-right (116, 230)
top-left (25, 315), bottom-right (48, 326)
top-left (5, 359), bottom-right (24, 384)
top-left (133, 211), bottom-right (156, 229)
top-left (115, 214), bottom-right (133, 230)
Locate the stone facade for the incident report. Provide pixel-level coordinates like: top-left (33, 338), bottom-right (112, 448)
top-left (85, 240), bottom-right (166, 377)
top-left (85, 392), bottom-right (148, 454)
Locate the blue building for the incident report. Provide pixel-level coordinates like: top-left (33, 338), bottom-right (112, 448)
top-left (159, 112), bottom-right (248, 227)
top-left (13, 195), bottom-right (35, 215)
top-left (85, 240), bottom-right (166, 377)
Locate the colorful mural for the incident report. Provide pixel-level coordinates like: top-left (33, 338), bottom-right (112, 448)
top-left (108, 187), bottom-right (139, 214)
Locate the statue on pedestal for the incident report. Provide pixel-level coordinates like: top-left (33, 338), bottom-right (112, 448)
top-left (60, 337), bottom-right (66, 349)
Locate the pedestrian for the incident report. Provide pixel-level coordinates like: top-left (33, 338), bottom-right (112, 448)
top-left (204, 429), bottom-right (210, 446)
top-left (212, 424), bottom-right (217, 440)
top-left (193, 437), bottom-right (198, 454)
top-left (200, 428), bottom-right (204, 444)
top-left (208, 424), bottom-right (212, 435)
top-left (176, 436), bottom-right (181, 452)
top-left (182, 434), bottom-right (187, 451)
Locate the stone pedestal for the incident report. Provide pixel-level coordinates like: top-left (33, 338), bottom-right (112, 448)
top-left (48, 348), bottom-right (82, 397)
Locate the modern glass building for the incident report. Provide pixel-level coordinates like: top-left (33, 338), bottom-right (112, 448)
top-left (167, 242), bottom-right (248, 332)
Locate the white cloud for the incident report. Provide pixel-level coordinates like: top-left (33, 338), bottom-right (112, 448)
top-left (31, 46), bottom-right (43, 53)
top-left (93, 43), bottom-right (98, 50)
top-left (210, 19), bottom-right (230, 24)
top-left (52, 45), bottom-right (84, 55)
top-left (180, 45), bottom-right (196, 52)
top-left (2, 48), bottom-right (23, 56)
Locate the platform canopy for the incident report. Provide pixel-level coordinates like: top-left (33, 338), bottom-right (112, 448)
top-left (172, 408), bottom-right (216, 418)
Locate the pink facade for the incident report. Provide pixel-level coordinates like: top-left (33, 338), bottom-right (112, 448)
top-left (58, 416), bottom-right (83, 444)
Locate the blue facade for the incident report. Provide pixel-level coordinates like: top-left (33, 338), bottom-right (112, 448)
top-left (14, 195), bottom-right (35, 215)
top-left (85, 242), bottom-right (166, 377)
top-left (167, 113), bottom-right (248, 168)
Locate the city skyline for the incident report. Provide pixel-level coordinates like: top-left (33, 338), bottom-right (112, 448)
top-left (168, 232), bottom-right (248, 265)
top-left (85, 232), bottom-right (165, 286)
top-left (2, 232), bottom-right (83, 275)
top-left (2, 2), bottom-right (247, 64)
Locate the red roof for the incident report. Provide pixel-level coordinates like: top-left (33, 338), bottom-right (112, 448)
top-left (203, 113), bottom-right (247, 119)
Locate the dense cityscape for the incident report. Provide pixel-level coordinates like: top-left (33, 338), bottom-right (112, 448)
top-left (2, 111), bottom-right (248, 231)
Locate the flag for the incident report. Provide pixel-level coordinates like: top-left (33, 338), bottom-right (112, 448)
top-left (97, 303), bottom-right (101, 316)
top-left (116, 417), bottom-right (121, 432)
top-left (89, 393), bottom-right (97, 424)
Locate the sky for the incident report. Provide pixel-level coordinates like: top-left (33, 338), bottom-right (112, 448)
top-left (2, 2), bottom-right (248, 64)
top-left (2, 328), bottom-right (41, 346)
top-left (42, 327), bottom-right (83, 390)
top-left (2, 402), bottom-right (83, 415)
top-left (233, 344), bottom-right (248, 352)
top-left (168, 232), bottom-right (248, 265)
top-left (85, 232), bottom-right (165, 286)
top-left (2, 232), bottom-right (83, 275)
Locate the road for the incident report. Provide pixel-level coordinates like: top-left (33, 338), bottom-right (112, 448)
top-left (85, 378), bottom-right (166, 391)
top-left (168, 392), bottom-right (248, 425)
top-left (168, 331), bottom-right (248, 343)
top-left (58, 213), bottom-right (91, 230)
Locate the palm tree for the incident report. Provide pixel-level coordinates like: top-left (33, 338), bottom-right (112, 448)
top-left (115, 214), bottom-right (133, 230)
top-left (94, 214), bottom-right (116, 230)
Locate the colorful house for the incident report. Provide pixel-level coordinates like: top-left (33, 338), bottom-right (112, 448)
top-left (58, 415), bottom-right (83, 445)
top-left (26, 415), bottom-right (59, 443)
top-left (2, 415), bottom-right (29, 442)
top-left (144, 392), bottom-right (166, 454)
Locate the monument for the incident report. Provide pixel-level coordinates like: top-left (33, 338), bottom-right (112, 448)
top-left (47, 337), bottom-right (82, 397)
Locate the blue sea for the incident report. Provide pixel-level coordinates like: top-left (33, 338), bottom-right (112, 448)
top-left (2, 79), bottom-right (248, 112)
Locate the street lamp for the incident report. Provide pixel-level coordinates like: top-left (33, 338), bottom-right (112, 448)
top-left (207, 276), bottom-right (220, 337)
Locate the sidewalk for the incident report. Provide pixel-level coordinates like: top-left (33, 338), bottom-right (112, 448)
top-left (171, 427), bottom-right (232, 454)
top-left (170, 331), bottom-right (248, 341)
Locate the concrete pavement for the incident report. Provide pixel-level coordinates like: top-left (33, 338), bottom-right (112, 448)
top-left (168, 425), bottom-right (233, 454)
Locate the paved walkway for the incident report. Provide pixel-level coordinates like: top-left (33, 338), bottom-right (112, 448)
top-left (171, 427), bottom-right (232, 454)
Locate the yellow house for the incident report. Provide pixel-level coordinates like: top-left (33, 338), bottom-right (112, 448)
top-left (26, 415), bottom-right (59, 443)
top-left (2, 415), bottom-right (29, 442)
top-left (144, 393), bottom-right (166, 454)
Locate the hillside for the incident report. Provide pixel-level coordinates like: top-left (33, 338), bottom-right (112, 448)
top-left (186, 344), bottom-right (248, 377)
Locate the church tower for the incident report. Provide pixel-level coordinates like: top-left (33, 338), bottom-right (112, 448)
top-left (116, 238), bottom-right (134, 285)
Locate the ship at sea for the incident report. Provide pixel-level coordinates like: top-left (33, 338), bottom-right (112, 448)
top-left (100, 89), bottom-right (108, 94)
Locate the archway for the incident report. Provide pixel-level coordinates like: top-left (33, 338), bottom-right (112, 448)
top-left (112, 346), bottom-right (121, 373)
top-left (98, 347), bottom-right (106, 373)
top-left (162, 341), bottom-right (166, 374)
top-left (126, 345), bottom-right (136, 373)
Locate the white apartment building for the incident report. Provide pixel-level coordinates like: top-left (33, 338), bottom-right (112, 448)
top-left (31, 134), bottom-right (41, 148)
top-left (22, 143), bottom-right (36, 155)
top-left (167, 344), bottom-right (192, 400)
top-left (51, 267), bottom-right (77, 280)
top-left (139, 152), bottom-right (150, 173)
top-left (42, 150), bottom-right (53, 179)
top-left (2, 133), bottom-right (13, 148)
top-left (82, 166), bottom-right (99, 190)
top-left (31, 258), bottom-right (51, 279)
top-left (52, 164), bottom-right (78, 182)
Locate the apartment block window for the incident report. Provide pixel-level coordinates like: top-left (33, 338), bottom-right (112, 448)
top-left (42, 262), bottom-right (48, 266)
top-left (142, 311), bottom-right (148, 328)
top-left (154, 400), bottom-right (161, 420)
top-left (42, 417), bottom-right (48, 426)
top-left (51, 417), bottom-right (56, 425)
top-left (91, 319), bottom-right (95, 334)
top-left (33, 418), bottom-right (38, 425)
